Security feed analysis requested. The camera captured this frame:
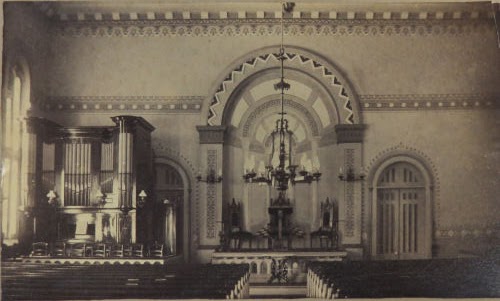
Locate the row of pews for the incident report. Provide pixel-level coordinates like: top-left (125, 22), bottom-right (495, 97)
top-left (307, 256), bottom-right (500, 299)
top-left (2, 262), bottom-right (250, 300)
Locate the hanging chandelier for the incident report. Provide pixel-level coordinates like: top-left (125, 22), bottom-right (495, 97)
top-left (243, 2), bottom-right (321, 192)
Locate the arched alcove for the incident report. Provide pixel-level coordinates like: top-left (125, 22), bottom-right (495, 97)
top-left (217, 47), bottom-right (362, 246)
top-left (153, 157), bottom-right (192, 262)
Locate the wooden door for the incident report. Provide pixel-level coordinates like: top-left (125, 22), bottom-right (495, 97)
top-left (376, 163), bottom-right (426, 259)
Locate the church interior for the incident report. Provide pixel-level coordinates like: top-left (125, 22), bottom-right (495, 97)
top-left (1, 0), bottom-right (499, 299)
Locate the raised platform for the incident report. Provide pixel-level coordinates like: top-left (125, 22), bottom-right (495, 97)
top-left (21, 256), bottom-right (178, 265)
top-left (212, 250), bottom-right (347, 284)
top-left (250, 284), bottom-right (307, 298)
top-left (212, 250), bottom-right (347, 261)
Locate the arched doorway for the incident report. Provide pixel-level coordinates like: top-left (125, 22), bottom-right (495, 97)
top-left (153, 161), bottom-right (189, 259)
top-left (371, 158), bottom-right (433, 259)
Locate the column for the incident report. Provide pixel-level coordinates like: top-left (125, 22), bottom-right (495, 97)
top-left (310, 138), bottom-right (320, 230)
top-left (26, 118), bottom-right (60, 243)
top-left (18, 118), bottom-right (42, 248)
top-left (241, 139), bottom-right (250, 231)
top-left (112, 116), bottom-right (138, 243)
top-left (95, 212), bottom-right (103, 242)
top-left (335, 124), bottom-right (366, 256)
top-left (196, 126), bottom-right (226, 248)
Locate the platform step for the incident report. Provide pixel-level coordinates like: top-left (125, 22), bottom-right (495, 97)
top-left (250, 285), bottom-right (307, 298)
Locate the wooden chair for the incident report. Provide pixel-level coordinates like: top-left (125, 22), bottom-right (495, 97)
top-left (51, 241), bottom-right (66, 257)
top-left (93, 243), bottom-right (107, 258)
top-left (31, 242), bottom-right (49, 257)
top-left (68, 243), bottom-right (86, 257)
top-left (123, 244), bottom-right (133, 257)
top-left (310, 198), bottom-right (338, 249)
top-left (110, 244), bottom-right (124, 257)
top-left (149, 242), bottom-right (164, 257)
top-left (131, 244), bottom-right (144, 257)
top-left (227, 198), bottom-right (253, 250)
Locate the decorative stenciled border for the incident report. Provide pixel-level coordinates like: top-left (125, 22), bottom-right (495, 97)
top-left (360, 94), bottom-right (500, 111)
top-left (206, 149), bottom-right (218, 239)
top-left (344, 149), bottom-right (355, 237)
top-left (53, 19), bottom-right (494, 38)
top-left (435, 225), bottom-right (499, 238)
top-left (44, 96), bottom-right (204, 113)
top-left (208, 51), bottom-right (355, 126)
top-left (48, 5), bottom-right (495, 38)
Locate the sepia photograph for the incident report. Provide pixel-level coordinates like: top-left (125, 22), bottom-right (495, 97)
top-left (1, 0), bottom-right (499, 299)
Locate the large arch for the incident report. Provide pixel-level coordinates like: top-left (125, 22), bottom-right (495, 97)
top-left (206, 46), bottom-right (361, 126)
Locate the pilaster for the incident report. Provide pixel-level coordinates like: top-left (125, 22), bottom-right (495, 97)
top-left (335, 124), bottom-right (366, 255)
top-left (197, 126), bottom-right (226, 248)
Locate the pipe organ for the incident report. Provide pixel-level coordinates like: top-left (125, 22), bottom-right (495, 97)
top-left (29, 116), bottom-right (155, 244)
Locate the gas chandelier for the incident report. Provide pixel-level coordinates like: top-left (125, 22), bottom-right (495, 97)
top-left (243, 2), bottom-right (321, 191)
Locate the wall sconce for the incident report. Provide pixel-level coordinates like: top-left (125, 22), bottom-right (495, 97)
top-left (338, 167), bottom-right (365, 182)
top-left (19, 205), bottom-right (35, 218)
top-left (94, 191), bottom-right (107, 208)
top-left (197, 169), bottom-right (223, 183)
top-left (137, 190), bottom-right (147, 208)
top-left (243, 168), bottom-right (272, 184)
top-left (243, 169), bottom-right (257, 182)
top-left (293, 167), bottom-right (322, 184)
top-left (120, 190), bottom-right (147, 215)
top-left (47, 190), bottom-right (59, 207)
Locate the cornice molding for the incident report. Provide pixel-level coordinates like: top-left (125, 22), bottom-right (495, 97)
top-left (196, 125), bottom-right (226, 144)
top-left (360, 93), bottom-right (500, 111)
top-left (43, 96), bottom-right (204, 113)
top-left (335, 124), bottom-right (366, 143)
top-left (52, 18), bottom-right (494, 37)
top-left (51, 9), bottom-right (492, 22)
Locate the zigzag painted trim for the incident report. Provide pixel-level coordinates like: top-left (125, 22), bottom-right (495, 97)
top-left (208, 52), bottom-right (354, 125)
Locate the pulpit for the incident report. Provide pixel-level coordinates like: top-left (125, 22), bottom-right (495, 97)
top-left (267, 195), bottom-right (294, 250)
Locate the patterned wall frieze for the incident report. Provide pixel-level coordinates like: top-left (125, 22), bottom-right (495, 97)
top-left (43, 96), bottom-right (204, 113)
top-left (435, 223), bottom-right (499, 238)
top-left (360, 93), bottom-right (500, 111)
top-left (50, 12), bottom-right (494, 37)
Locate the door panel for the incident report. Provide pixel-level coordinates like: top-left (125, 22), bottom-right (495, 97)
top-left (377, 187), bottom-right (425, 259)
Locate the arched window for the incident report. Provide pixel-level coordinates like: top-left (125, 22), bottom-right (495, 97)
top-left (2, 62), bottom-right (31, 245)
top-left (371, 157), bottom-right (433, 260)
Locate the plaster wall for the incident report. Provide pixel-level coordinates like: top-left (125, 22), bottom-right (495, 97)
top-left (3, 3), bottom-right (51, 104)
top-left (46, 25), bottom-right (500, 97)
top-left (363, 109), bottom-right (500, 256)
